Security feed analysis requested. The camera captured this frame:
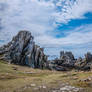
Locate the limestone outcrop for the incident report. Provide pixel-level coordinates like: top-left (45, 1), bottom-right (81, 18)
top-left (75, 52), bottom-right (92, 71)
top-left (0, 31), bottom-right (47, 69)
top-left (60, 51), bottom-right (75, 66)
top-left (49, 51), bottom-right (92, 71)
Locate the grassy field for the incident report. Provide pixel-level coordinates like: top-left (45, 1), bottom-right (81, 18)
top-left (0, 60), bottom-right (92, 92)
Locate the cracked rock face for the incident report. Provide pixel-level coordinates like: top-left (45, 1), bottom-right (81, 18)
top-left (48, 51), bottom-right (76, 71)
top-left (75, 52), bottom-right (92, 71)
top-left (60, 51), bottom-right (75, 66)
top-left (0, 31), bottom-right (47, 69)
top-left (49, 51), bottom-right (92, 71)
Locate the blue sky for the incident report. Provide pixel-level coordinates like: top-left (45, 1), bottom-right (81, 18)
top-left (0, 0), bottom-right (92, 59)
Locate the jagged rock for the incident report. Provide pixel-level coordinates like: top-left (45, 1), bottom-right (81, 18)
top-left (60, 51), bottom-right (75, 66)
top-left (75, 52), bottom-right (92, 71)
top-left (85, 52), bottom-right (92, 63)
top-left (75, 57), bottom-right (84, 67)
top-left (60, 51), bottom-right (74, 60)
top-left (48, 51), bottom-right (92, 71)
top-left (48, 51), bottom-right (75, 71)
top-left (82, 52), bottom-right (92, 70)
top-left (0, 30), bottom-right (47, 69)
top-left (54, 66), bottom-right (68, 71)
top-left (81, 66), bottom-right (91, 71)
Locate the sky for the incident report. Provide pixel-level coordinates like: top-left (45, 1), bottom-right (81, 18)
top-left (0, 0), bottom-right (92, 59)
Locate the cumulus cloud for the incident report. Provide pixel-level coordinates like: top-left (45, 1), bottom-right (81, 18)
top-left (36, 24), bottom-right (92, 47)
top-left (43, 24), bottom-right (92, 59)
top-left (0, 0), bottom-right (55, 43)
top-left (0, 0), bottom-right (92, 59)
top-left (53, 0), bottom-right (92, 24)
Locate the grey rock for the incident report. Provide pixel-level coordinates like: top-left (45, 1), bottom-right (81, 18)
top-left (60, 51), bottom-right (75, 66)
top-left (75, 52), bottom-right (92, 71)
top-left (0, 30), bottom-right (47, 69)
top-left (85, 52), bottom-right (92, 63)
top-left (48, 51), bottom-right (76, 71)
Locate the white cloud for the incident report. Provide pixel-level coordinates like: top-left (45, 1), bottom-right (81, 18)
top-left (0, 0), bottom-right (92, 59)
top-left (0, 0), bottom-right (92, 44)
top-left (0, 0), bottom-right (55, 44)
top-left (54, 0), bottom-right (92, 24)
top-left (36, 24), bottom-right (92, 47)
top-left (37, 24), bottom-right (92, 59)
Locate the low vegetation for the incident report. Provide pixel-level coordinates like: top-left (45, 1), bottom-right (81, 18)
top-left (0, 60), bottom-right (92, 92)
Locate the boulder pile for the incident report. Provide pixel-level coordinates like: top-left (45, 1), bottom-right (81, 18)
top-left (75, 52), bottom-right (92, 71)
top-left (49, 51), bottom-right (92, 71)
top-left (48, 51), bottom-right (76, 71)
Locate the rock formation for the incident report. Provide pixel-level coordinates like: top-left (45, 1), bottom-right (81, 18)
top-left (48, 51), bottom-right (76, 71)
top-left (0, 31), bottom-right (47, 69)
top-left (0, 30), bottom-right (92, 71)
top-left (60, 51), bottom-right (75, 66)
top-left (49, 51), bottom-right (92, 71)
top-left (75, 52), bottom-right (92, 71)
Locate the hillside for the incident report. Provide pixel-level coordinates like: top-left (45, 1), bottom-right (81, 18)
top-left (0, 31), bottom-right (92, 92)
top-left (0, 59), bottom-right (92, 92)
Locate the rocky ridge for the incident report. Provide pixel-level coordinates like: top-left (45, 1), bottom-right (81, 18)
top-left (48, 51), bottom-right (92, 71)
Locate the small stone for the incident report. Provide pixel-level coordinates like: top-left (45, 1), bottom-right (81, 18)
top-left (42, 86), bottom-right (46, 89)
top-left (34, 87), bottom-right (39, 90)
top-left (31, 84), bottom-right (36, 87)
top-left (60, 87), bottom-right (67, 91)
top-left (73, 88), bottom-right (79, 92)
top-left (52, 91), bottom-right (57, 92)
top-left (39, 86), bottom-right (42, 88)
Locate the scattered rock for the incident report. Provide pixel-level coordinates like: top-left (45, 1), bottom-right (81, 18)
top-left (50, 84), bottom-right (83, 92)
top-left (31, 84), bottom-right (36, 87)
top-left (48, 51), bottom-right (76, 71)
top-left (49, 51), bottom-right (92, 71)
top-left (33, 87), bottom-right (39, 90)
top-left (42, 85), bottom-right (46, 89)
top-left (79, 77), bottom-right (92, 82)
top-left (12, 66), bottom-right (18, 71)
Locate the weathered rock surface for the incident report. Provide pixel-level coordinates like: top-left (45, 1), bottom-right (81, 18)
top-left (0, 31), bottom-right (47, 69)
top-left (48, 51), bottom-right (76, 71)
top-left (60, 51), bottom-right (75, 66)
top-left (49, 51), bottom-right (92, 71)
top-left (75, 52), bottom-right (92, 71)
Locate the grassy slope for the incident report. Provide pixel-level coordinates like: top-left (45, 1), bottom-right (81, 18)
top-left (0, 60), bottom-right (92, 92)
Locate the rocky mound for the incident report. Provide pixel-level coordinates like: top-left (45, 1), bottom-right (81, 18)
top-left (48, 51), bottom-right (76, 71)
top-left (0, 31), bottom-right (47, 69)
top-left (49, 51), bottom-right (92, 71)
top-left (75, 52), bottom-right (92, 71)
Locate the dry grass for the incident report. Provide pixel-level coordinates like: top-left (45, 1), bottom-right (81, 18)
top-left (0, 60), bottom-right (92, 92)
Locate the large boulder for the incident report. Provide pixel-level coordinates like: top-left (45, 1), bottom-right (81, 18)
top-left (75, 52), bottom-right (92, 71)
top-left (48, 51), bottom-right (76, 71)
top-left (0, 31), bottom-right (47, 69)
top-left (85, 52), bottom-right (92, 63)
top-left (84, 52), bottom-right (92, 69)
top-left (60, 51), bottom-right (75, 66)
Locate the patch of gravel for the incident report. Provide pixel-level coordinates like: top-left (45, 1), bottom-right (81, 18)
top-left (13, 83), bottom-right (85, 92)
top-left (50, 83), bottom-right (84, 92)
